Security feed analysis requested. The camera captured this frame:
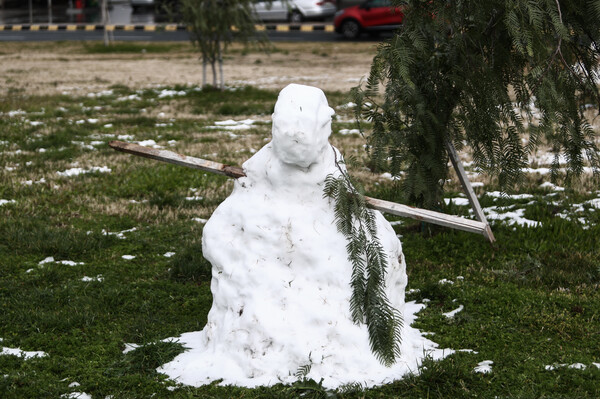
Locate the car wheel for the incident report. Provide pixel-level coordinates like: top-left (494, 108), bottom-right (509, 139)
top-left (290, 10), bottom-right (303, 23)
top-left (341, 20), bottom-right (360, 39)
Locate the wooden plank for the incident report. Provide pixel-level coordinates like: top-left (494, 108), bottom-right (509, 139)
top-left (364, 196), bottom-right (489, 236)
top-left (108, 141), bottom-right (492, 240)
top-left (445, 140), bottom-right (496, 243)
top-left (108, 141), bottom-right (245, 179)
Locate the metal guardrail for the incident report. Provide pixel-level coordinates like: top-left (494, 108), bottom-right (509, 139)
top-left (0, 24), bottom-right (335, 32)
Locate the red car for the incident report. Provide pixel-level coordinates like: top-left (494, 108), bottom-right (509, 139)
top-left (334, 0), bottom-right (404, 39)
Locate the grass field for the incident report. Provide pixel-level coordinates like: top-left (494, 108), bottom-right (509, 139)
top-left (1, 77), bottom-right (600, 398)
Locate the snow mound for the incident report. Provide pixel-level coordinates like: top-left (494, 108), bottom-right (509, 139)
top-left (158, 84), bottom-right (451, 388)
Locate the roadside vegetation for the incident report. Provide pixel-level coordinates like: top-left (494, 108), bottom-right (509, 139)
top-left (1, 75), bottom-right (599, 397)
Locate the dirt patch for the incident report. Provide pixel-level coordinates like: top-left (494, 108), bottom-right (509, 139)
top-left (0, 41), bottom-right (378, 96)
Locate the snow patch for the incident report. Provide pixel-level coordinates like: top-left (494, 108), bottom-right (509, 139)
top-left (82, 275), bottom-right (104, 282)
top-left (136, 139), bottom-right (162, 149)
top-left (102, 227), bottom-right (137, 239)
top-left (444, 197), bottom-right (470, 206)
top-left (0, 199), bottom-right (16, 206)
top-left (338, 128), bottom-right (360, 135)
top-left (121, 255), bottom-right (136, 260)
top-left (1, 345), bottom-right (47, 360)
top-left (442, 305), bottom-right (464, 318)
top-left (157, 89), bottom-right (187, 98)
top-left (483, 206), bottom-right (541, 228)
top-left (57, 166), bottom-right (111, 177)
top-left (474, 360), bottom-right (493, 374)
top-left (61, 392), bottom-right (92, 399)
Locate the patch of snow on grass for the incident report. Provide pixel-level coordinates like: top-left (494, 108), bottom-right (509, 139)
top-left (438, 279), bottom-right (454, 285)
top-left (338, 128), bottom-right (360, 135)
top-left (485, 191), bottom-right (534, 200)
top-left (163, 252), bottom-right (176, 258)
top-left (39, 256), bottom-right (55, 265)
top-left (101, 227), bottom-right (137, 239)
top-left (444, 197), bottom-right (470, 206)
top-left (157, 89), bottom-right (187, 98)
top-left (118, 134), bottom-right (135, 141)
top-left (61, 392), bottom-right (92, 399)
top-left (57, 166), bottom-right (111, 177)
top-left (86, 90), bottom-right (113, 98)
top-left (192, 218), bottom-right (208, 223)
top-left (545, 363), bottom-right (595, 371)
top-left (136, 139), bottom-right (162, 149)
top-left (484, 206), bottom-right (541, 228)
top-left (123, 343), bottom-right (140, 354)
top-left (82, 275), bottom-right (104, 282)
top-left (337, 102), bottom-right (356, 109)
top-left (1, 345), bottom-right (47, 360)
top-left (117, 94), bottom-right (142, 102)
top-left (121, 255), bottom-right (136, 260)
top-left (474, 360), bottom-right (493, 374)
top-left (0, 199), bottom-right (16, 206)
top-left (456, 349), bottom-right (478, 354)
top-left (443, 305), bottom-right (464, 318)
top-left (539, 181), bottom-right (565, 191)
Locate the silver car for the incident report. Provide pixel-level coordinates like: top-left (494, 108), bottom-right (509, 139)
top-left (252, 0), bottom-right (337, 23)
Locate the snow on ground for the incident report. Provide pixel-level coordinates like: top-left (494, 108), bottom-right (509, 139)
top-left (81, 275), bottom-right (104, 282)
top-left (544, 363), bottom-right (600, 371)
top-left (0, 199), bottom-right (16, 206)
top-left (474, 360), bottom-right (494, 374)
top-left (121, 255), bottom-right (135, 260)
top-left (206, 119), bottom-right (258, 131)
top-left (57, 166), bottom-right (111, 177)
top-left (485, 191), bottom-right (534, 200)
top-left (442, 305), bottom-right (464, 319)
top-left (444, 197), bottom-right (471, 206)
top-left (157, 89), bottom-right (187, 98)
top-left (61, 392), bottom-right (92, 399)
top-left (136, 139), bottom-right (162, 149)
top-left (38, 257), bottom-right (84, 266)
top-left (338, 128), bottom-right (360, 135)
top-left (0, 339), bottom-right (47, 360)
top-left (482, 207), bottom-right (541, 228)
top-left (101, 227), bottom-right (137, 239)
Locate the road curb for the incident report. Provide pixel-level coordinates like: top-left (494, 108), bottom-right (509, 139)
top-left (0, 24), bottom-right (335, 32)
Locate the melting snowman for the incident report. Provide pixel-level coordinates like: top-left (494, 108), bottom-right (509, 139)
top-left (159, 84), bottom-right (448, 388)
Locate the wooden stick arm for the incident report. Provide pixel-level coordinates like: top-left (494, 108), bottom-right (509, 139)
top-left (365, 196), bottom-right (492, 238)
top-left (108, 140), bottom-right (495, 243)
top-left (108, 140), bottom-right (245, 179)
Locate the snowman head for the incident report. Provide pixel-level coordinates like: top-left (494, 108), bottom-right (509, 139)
top-left (271, 84), bottom-right (335, 168)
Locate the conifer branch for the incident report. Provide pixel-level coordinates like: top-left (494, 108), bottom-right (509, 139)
top-left (323, 147), bottom-right (402, 366)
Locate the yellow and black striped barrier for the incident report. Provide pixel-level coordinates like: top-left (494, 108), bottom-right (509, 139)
top-left (0, 24), bottom-right (335, 32)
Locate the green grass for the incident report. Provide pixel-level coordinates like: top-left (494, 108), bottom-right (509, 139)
top-left (1, 84), bottom-right (599, 398)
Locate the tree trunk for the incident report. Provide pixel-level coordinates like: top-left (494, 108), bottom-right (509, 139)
top-left (211, 61), bottom-right (217, 87)
top-left (218, 43), bottom-right (224, 91)
top-left (202, 55), bottom-right (207, 88)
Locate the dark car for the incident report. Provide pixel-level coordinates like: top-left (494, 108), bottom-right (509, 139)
top-left (334, 0), bottom-right (404, 39)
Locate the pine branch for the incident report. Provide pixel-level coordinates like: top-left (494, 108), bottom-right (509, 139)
top-left (323, 150), bottom-right (402, 366)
